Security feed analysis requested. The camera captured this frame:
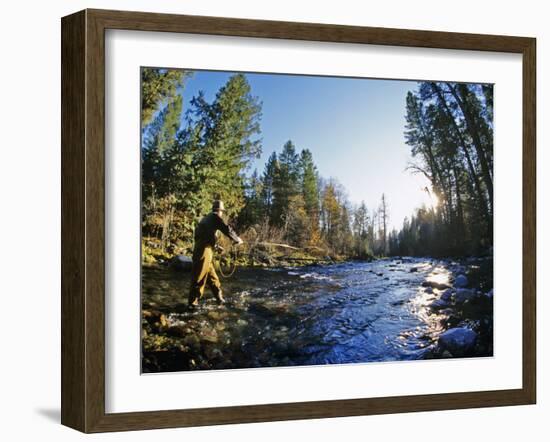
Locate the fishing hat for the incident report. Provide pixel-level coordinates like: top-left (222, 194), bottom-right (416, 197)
top-left (212, 200), bottom-right (225, 212)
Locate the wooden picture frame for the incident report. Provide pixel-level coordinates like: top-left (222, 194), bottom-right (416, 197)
top-left (61, 8), bottom-right (536, 433)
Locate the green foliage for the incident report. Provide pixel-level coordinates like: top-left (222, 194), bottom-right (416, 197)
top-left (141, 73), bottom-right (262, 256)
top-left (141, 71), bottom-right (492, 263)
top-left (260, 151), bottom-right (278, 219)
top-left (141, 68), bottom-right (189, 125)
top-left (271, 140), bottom-right (300, 227)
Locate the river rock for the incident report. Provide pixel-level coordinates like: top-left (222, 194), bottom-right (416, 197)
top-left (166, 325), bottom-right (187, 338)
top-left (170, 255), bottom-right (193, 272)
top-left (183, 334), bottom-right (200, 349)
top-left (445, 314), bottom-right (462, 328)
top-left (207, 311), bottom-right (226, 320)
top-left (454, 288), bottom-right (478, 304)
top-left (438, 327), bottom-right (477, 356)
top-left (454, 274), bottom-right (468, 288)
top-left (143, 310), bottom-right (169, 329)
top-left (430, 298), bottom-right (449, 310)
top-left (205, 346), bottom-right (223, 360)
top-left (410, 267), bottom-right (419, 273)
top-left (440, 288), bottom-right (454, 302)
top-left (201, 329), bottom-right (219, 343)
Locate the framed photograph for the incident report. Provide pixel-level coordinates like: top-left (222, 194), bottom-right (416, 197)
top-left (61, 9), bottom-right (536, 433)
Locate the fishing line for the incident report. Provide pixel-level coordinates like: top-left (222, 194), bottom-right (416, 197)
top-left (216, 244), bottom-right (239, 278)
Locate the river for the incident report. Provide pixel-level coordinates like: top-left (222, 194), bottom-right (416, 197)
top-left (142, 257), bottom-right (493, 372)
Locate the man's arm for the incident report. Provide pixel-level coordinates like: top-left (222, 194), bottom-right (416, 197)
top-left (215, 215), bottom-right (243, 244)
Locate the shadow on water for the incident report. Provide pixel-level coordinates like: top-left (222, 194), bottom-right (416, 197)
top-left (142, 257), bottom-right (493, 372)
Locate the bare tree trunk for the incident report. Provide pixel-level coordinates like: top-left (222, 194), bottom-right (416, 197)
top-left (445, 82), bottom-right (493, 216)
top-left (452, 166), bottom-right (466, 251)
top-left (430, 83), bottom-right (491, 230)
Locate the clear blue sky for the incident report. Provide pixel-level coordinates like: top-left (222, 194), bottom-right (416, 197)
top-left (179, 69), bottom-right (432, 231)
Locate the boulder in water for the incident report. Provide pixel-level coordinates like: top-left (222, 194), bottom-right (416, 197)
top-left (454, 274), bottom-right (468, 288)
top-left (438, 327), bottom-right (477, 356)
top-left (454, 288), bottom-right (478, 304)
top-left (430, 298), bottom-right (449, 310)
top-left (171, 255), bottom-right (193, 272)
top-left (201, 329), bottom-right (219, 343)
top-left (440, 288), bottom-right (454, 302)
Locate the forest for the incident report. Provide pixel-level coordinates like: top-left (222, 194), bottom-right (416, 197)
top-left (141, 68), bottom-right (493, 263)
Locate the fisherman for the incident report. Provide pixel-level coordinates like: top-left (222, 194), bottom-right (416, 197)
top-left (188, 200), bottom-right (243, 307)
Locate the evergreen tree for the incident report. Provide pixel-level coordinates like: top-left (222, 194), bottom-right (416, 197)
top-left (141, 93), bottom-right (185, 249)
top-left (261, 151), bottom-right (278, 221)
top-left (239, 169), bottom-right (264, 227)
top-left (271, 140), bottom-right (300, 227)
top-left (352, 201), bottom-right (371, 258)
top-left (402, 81), bottom-right (493, 256)
top-left (180, 73), bottom-right (263, 222)
top-left (141, 68), bottom-right (189, 126)
top-left (141, 72), bottom-right (262, 253)
top-left (299, 149), bottom-right (321, 244)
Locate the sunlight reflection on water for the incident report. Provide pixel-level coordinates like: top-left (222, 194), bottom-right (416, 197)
top-left (409, 265), bottom-right (452, 339)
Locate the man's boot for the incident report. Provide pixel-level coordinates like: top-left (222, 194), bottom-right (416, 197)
top-left (188, 292), bottom-right (199, 308)
top-left (215, 291), bottom-right (225, 304)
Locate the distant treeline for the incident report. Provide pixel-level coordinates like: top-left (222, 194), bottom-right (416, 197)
top-left (236, 141), bottom-right (393, 259)
top-left (141, 68), bottom-right (493, 261)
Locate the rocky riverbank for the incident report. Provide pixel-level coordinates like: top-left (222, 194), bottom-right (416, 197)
top-left (141, 256), bottom-right (493, 373)
top-left (143, 237), bottom-right (352, 271)
top-left (415, 257), bottom-right (493, 359)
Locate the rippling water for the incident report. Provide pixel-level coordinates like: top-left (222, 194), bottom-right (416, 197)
top-left (142, 257), bottom-right (463, 370)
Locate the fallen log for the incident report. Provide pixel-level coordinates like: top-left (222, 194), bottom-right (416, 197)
top-left (258, 242), bottom-right (300, 250)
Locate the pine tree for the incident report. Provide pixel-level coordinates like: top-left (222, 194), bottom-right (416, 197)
top-left (402, 81), bottom-right (493, 256)
top-left (141, 93), bottom-right (184, 249)
top-left (180, 73), bottom-right (263, 221)
top-left (261, 151), bottom-right (278, 220)
top-left (141, 68), bottom-right (189, 126)
top-left (239, 169), bottom-right (264, 227)
top-left (299, 149), bottom-right (321, 244)
top-left (271, 140), bottom-right (299, 227)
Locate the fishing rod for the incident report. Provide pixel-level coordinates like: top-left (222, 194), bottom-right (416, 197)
top-left (214, 240), bottom-right (287, 278)
top-left (213, 241), bottom-right (334, 278)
